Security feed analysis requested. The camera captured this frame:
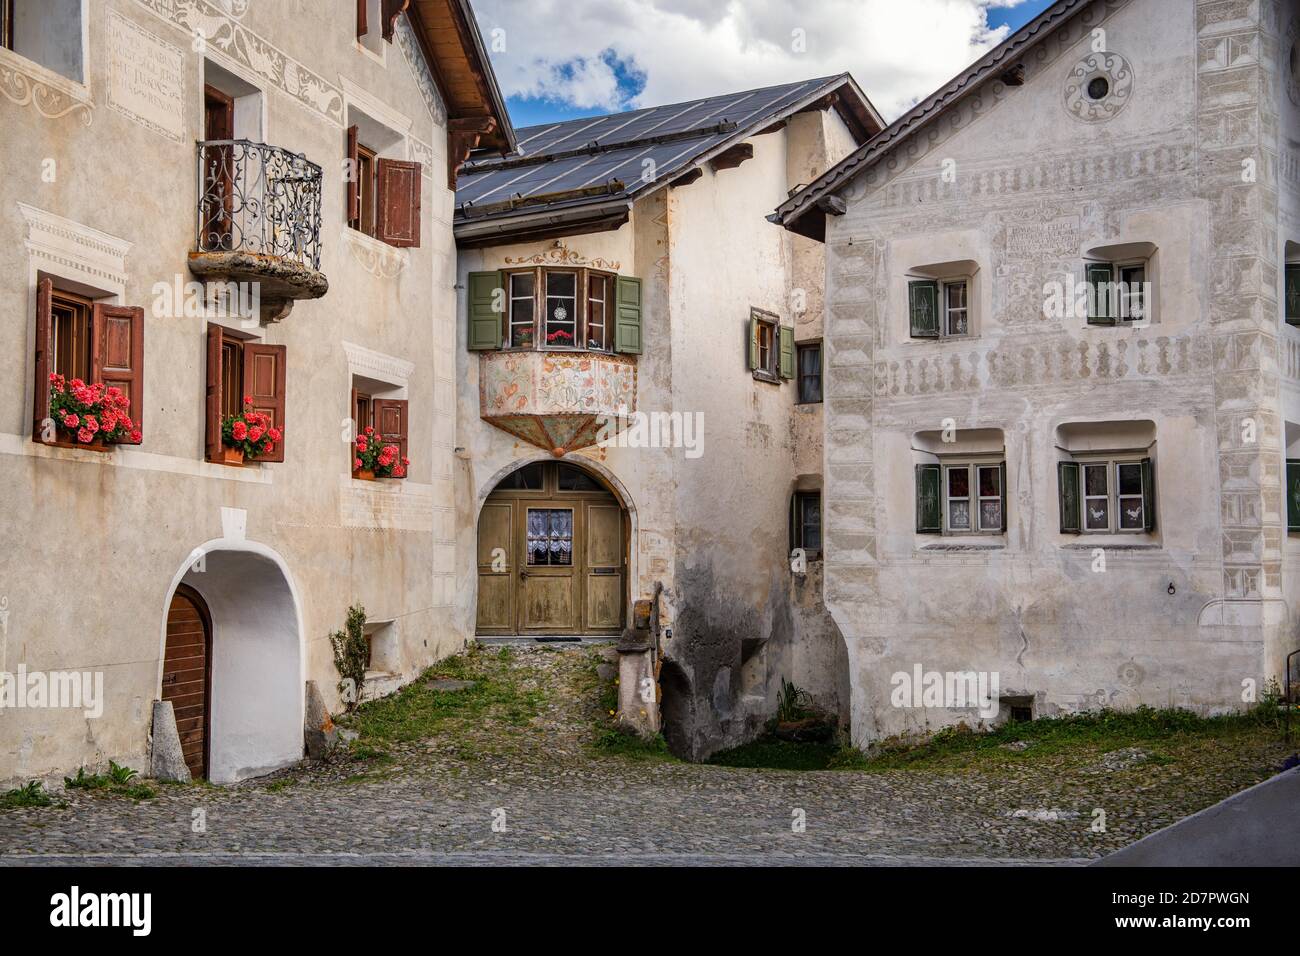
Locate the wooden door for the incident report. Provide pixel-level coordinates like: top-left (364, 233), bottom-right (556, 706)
top-left (519, 505), bottom-right (579, 632)
top-left (162, 585), bottom-right (212, 780)
top-left (583, 501), bottom-right (624, 630)
top-left (476, 499), bottom-right (515, 632)
top-left (203, 85), bottom-right (235, 249)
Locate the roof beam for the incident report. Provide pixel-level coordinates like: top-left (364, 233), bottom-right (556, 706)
top-left (709, 142), bottom-right (753, 172)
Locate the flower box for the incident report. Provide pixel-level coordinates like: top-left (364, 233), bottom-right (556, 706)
top-left (219, 446), bottom-right (246, 467)
top-left (46, 375), bottom-right (141, 449)
top-left (221, 397), bottom-right (281, 464)
top-left (353, 424), bottom-right (408, 480)
top-left (353, 468), bottom-right (376, 481)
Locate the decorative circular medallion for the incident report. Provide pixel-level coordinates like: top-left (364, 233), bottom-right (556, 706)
top-left (553, 305), bottom-right (568, 322)
top-left (1063, 51), bottom-right (1133, 122)
top-left (1287, 18), bottom-right (1300, 108)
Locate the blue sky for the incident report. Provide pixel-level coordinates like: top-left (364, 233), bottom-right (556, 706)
top-left (477, 0), bottom-right (1061, 130)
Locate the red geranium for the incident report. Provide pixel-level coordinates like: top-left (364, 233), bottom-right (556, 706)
top-left (47, 373), bottom-right (138, 445)
top-left (221, 400), bottom-right (279, 459)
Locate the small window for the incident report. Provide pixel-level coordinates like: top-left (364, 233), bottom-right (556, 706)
top-left (909, 278), bottom-right (971, 339)
top-left (526, 508), bottom-right (573, 566)
top-left (557, 464), bottom-right (603, 492)
top-left (796, 343), bottom-right (822, 403)
top-left (345, 117), bottom-right (422, 248)
top-left (1285, 262), bottom-right (1299, 326)
top-left (931, 461), bottom-right (1005, 535)
top-left (50, 289), bottom-right (93, 384)
top-left (757, 320), bottom-right (775, 373)
top-left (350, 377), bottom-right (408, 479)
top-left (508, 272), bottom-right (535, 348)
top-left (791, 491), bottom-right (822, 557)
top-left (1058, 457), bottom-right (1154, 534)
top-left (1087, 260), bottom-right (1151, 325)
top-left (586, 273), bottom-right (610, 351)
top-left (544, 271), bottom-right (578, 347)
top-left (749, 309), bottom-right (789, 381)
top-left (3, 0), bottom-right (85, 85)
top-left (499, 462), bottom-right (545, 490)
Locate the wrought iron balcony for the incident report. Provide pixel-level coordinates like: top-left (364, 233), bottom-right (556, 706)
top-left (191, 140), bottom-right (328, 316)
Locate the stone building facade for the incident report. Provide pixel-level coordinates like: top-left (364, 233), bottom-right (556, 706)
top-left (772, 0), bottom-right (1300, 745)
top-left (454, 78), bottom-right (879, 758)
top-left (0, 0), bottom-right (512, 784)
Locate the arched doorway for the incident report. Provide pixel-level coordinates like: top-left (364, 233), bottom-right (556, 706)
top-left (163, 585), bottom-right (212, 780)
top-left (160, 542), bottom-right (303, 784)
top-left (477, 460), bottom-right (627, 636)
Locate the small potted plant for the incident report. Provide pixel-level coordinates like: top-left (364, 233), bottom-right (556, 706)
top-left (545, 328), bottom-right (573, 347)
top-left (514, 327), bottom-right (534, 348)
top-left (220, 397), bottom-right (281, 466)
top-left (353, 425), bottom-right (408, 480)
top-left (47, 374), bottom-right (141, 450)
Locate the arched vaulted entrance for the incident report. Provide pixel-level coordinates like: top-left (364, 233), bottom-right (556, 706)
top-left (477, 460), bottom-right (628, 636)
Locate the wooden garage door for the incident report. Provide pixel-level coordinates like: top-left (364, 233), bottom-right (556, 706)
top-left (162, 585), bottom-right (212, 780)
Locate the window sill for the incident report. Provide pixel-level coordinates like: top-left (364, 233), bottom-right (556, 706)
top-left (917, 540), bottom-right (1005, 552)
top-left (1061, 541), bottom-right (1160, 551)
top-left (0, 47), bottom-right (92, 108)
top-left (752, 369), bottom-right (781, 384)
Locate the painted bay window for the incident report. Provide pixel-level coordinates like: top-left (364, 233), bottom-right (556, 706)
top-left (916, 460), bottom-right (1005, 535)
top-left (467, 269), bottom-right (642, 354)
top-left (1058, 458), bottom-right (1155, 534)
top-left (32, 276), bottom-right (145, 448)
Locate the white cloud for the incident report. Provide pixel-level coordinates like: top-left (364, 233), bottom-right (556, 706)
top-left (474, 0), bottom-right (1031, 121)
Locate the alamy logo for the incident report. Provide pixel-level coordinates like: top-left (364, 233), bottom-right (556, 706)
top-left (50, 886), bottom-right (151, 936)
top-left (889, 664), bottom-right (1000, 719)
top-left (594, 405), bottom-right (704, 459)
top-left (0, 665), bottom-right (103, 718)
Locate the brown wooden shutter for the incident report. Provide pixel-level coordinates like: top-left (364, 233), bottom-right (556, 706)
top-left (205, 324), bottom-right (225, 462)
top-left (356, 0), bottom-right (368, 39)
top-left (381, 0), bottom-right (408, 41)
top-left (346, 125), bottom-right (361, 229)
top-left (91, 303), bottom-right (145, 443)
top-left (242, 343), bottom-right (287, 462)
top-left (372, 398), bottom-right (408, 475)
top-left (376, 158), bottom-right (421, 248)
top-left (33, 276), bottom-right (53, 442)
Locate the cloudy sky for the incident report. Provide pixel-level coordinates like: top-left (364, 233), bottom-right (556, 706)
top-left (472, 0), bottom-right (1056, 129)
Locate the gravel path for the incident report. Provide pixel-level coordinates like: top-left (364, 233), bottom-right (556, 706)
top-left (0, 645), bottom-right (1287, 866)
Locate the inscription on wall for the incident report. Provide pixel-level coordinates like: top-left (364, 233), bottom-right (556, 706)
top-left (108, 13), bottom-right (185, 142)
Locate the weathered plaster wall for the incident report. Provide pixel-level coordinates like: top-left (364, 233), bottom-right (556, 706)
top-left (820, 0), bottom-right (1292, 745)
top-left (0, 0), bottom-right (461, 784)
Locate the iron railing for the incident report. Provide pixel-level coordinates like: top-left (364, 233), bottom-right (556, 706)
top-left (196, 139), bottom-right (323, 270)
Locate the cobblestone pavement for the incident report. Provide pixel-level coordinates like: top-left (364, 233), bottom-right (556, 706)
top-left (0, 646), bottom-right (1288, 866)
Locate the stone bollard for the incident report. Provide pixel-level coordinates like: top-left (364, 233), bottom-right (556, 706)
top-left (303, 680), bottom-right (340, 759)
top-left (149, 699), bottom-right (191, 783)
top-left (616, 634), bottom-right (661, 737)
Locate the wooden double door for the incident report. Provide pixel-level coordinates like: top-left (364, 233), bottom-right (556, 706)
top-left (477, 462), bottom-right (626, 635)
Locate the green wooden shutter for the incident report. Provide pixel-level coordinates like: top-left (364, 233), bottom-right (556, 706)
top-left (748, 316), bottom-right (760, 370)
top-left (468, 271), bottom-right (503, 350)
top-left (1286, 264), bottom-right (1300, 326)
top-left (779, 326), bottom-right (795, 379)
top-left (1287, 460), bottom-right (1300, 532)
top-left (908, 280), bottom-right (939, 338)
top-left (1086, 263), bottom-right (1115, 326)
top-left (1141, 457), bottom-right (1156, 532)
top-left (614, 275), bottom-right (642, 354)
top-left (999, 460), bottom-right (1008, 533)
top-left (916, 463), bottom-right (941, 534)
top-left (1058, 461), bottom-right (1081, 534)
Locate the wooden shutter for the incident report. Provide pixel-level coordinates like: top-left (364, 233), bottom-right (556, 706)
top-left (91, 303), bottom-right (145, 443)
top-left (1141, 457), bottom-right (1156, 532)
top-left (33, 276), bottom-right (53, 442)
top-left (748, 315), bottom-right (760, 370)
top-left (908, 280), bottom-right (939, 338)
top-left (1286, 264), bottom-right (1300, 326)
top-left (614, 275), bottom-right (642, 354)
top-left (373, 398), bottom-right (408, 475)
top-left (205, 324), bottom-right (224, 462)
top-left (346, 126), bottom-right (361, 228)
top-left (242, 343), bottom-right (287, 463)
top-left (356, 0), bottom-right (368, 38)
top-left (916, 463), bottom-right (941, 534)
top-left (1086, 263), bottom-right (1115, 325)
top-left (999, 460), bottom-right (1008, 533)
top-left (381, 0), bottom-right (408, 41)
top-left (1058, 460), bottom-right (1081, 534)
top-left (778, 325), bottom-right (795, 379)
top-left (376, 158), bottom-right (421, 248)
top-left (468, 271), bottom-right (504, 350)
top-left (1288, 460), bottom-right (1300, 533)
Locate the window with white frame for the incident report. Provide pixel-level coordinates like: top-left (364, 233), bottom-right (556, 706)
top-left (916, 459), bottom-right (1005, 535)
top-left (906, 261), bottom-right (978, 339)
top-left (1060, 457), bottom-right (1153, 534)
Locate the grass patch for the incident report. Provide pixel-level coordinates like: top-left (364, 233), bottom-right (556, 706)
top-left (709, 738), bottom-right (843, 771)
top-left (0, 781), bottom-right (55, 809)
top-left (64, 762), bottom-right (156, 800)
top-left (336, 644), bottom-right (545, 750)
top-left (578, 649), bottom-right (677, 763)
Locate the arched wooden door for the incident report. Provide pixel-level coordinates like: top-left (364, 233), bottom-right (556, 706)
top-left (163, 584), bottom-right (213, 780)
top-left (477, 462), bottom-right (626, 636)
